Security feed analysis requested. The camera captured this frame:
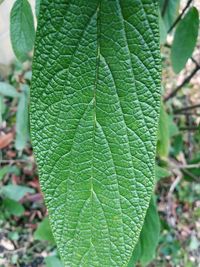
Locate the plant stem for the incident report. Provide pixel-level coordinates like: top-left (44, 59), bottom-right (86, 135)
top-left (164, 64), bottom-right (200, 102)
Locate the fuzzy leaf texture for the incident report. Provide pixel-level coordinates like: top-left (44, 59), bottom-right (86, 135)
top-left (30, 1), bottom-right (161, 266)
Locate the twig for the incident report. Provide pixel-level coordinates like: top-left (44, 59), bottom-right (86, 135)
top-left (179, 126), bottom-right (199, 131)
top-left (177, 163), bottom-right (200, 169)
top-left (168, 0), bottom-right (193, 33)
top-left (166, 169), bottom-right (182, 227)
top-left (174, 104), bottom-right (200, 113)
top-left (164, 63), bottom-right (200, 102)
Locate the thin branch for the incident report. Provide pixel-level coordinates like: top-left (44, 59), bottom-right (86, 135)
top-left (164, 64), bottom-right (200, 102)
top-left (174, 104), bottom-right (200, 113)
top-left (179, 126), bottom-right (199, 131)
top-left (166, 169), bottom-right (182, 227)
top-left (171, 163), bottom-right (200, 169)
top-left (168, 0), bottom-right (193, 33)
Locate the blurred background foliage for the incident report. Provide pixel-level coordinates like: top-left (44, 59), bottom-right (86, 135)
top-left (0, 0), bottom-right (200, 266)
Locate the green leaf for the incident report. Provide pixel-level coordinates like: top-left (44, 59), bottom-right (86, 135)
top-left (155, 165), bottom-right (170, 181)
top-left (159, 11), bottom-right (167, 44)
top-left (128, 197), bottom-right (160, 266)
top-left (0, 165), bottom-right (20, 180)
top-left (168, 115), bottom-right (179, 137)
top-left (30, 1), bottom-right (161, 266)
top-left (3, 198), bottom-right (25, 216)
top-left (157, 103), bottom-right (170, 158)
top-left (34, 217), bottom-right (55, 244)
top-left (0, 185), bottom-right (35, 201)
top-left (15, 85), bottom-right (30, 151)
top-left (160, 0), bottom-right (180, 31)
top-left (171, 7), bottom-right (199, 73)
top-left (10, 0), bottom-right (35, 62)
top-left (45, 256), bottom-right (64, 267)
top-left (35, 0), bottom-right (41, 19)
top-left (0, 82), bottom-right (20, 98)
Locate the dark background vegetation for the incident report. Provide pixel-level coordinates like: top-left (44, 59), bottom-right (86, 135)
top-left (0, 0), bottom-right (200, 266)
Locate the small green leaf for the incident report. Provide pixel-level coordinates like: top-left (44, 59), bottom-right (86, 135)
top-left (3, 198), bottom-right (25, 216)
top-left (0, 165), bottom-right (20, 180)
top-left (168, 115), bottom-right (179, 137)
top-left (45, 256), bottom-right (64, 267)
top-left (10, 0), bottom-right (35, 62)
top-left (160, 0), bottom-right (180, 31)
top-left (34, 217), bottom-right (55, 244)
top-left (8, 232), bottom-right (20, 241)
top-left (15, 85), bottom-right (30, 151)
top-left (157, 103), bottom-right (170, 158)
top-left (155, 165), bottom-right (171, 181)
top-left (128, 197), bottom-right (160, 266)
top-left (0, 82), bottom-right (20, 98)
top-left (171, 7), bottom-right (199, 73)
top-left (0, 185), bottom-right (34, 201)
top-left (0, 166), bottom-right (9, 180)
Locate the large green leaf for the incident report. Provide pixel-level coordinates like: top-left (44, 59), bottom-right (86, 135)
top-left (171, 7), bottom-right (199, 73)
top-left (30, 1), bottom-right (161, 266)
top-left (10, 0), bottom-right (35, 62)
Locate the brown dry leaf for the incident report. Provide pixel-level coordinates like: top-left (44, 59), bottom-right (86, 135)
top-left (0, 132), bottom-right (14, 149)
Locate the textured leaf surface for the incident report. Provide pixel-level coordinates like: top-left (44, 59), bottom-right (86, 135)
top-left (30, 1), bottom-right (161, 266)
top-left (171, 7), bottom-right (199, 73)
top-left (10, 0), bottom-right (35, 62)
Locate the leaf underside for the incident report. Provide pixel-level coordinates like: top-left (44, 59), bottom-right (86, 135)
top-left (30, 1), bottom-right (161, 266)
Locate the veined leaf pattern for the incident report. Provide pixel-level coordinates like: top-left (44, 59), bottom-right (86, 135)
top-left (30, 1), bottom-right (161, 266)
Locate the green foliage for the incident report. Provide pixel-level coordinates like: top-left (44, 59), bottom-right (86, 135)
top-left (2, 0), bottom-right (198, 266)
top-left (160, 0), bottom-right (180, 31)
top-left (155, 165), bottom-right (171, 181)
top-left (45, 256), bottom-right (64, 267)
top-left (0, 184), bottom-right (34, 201)
top-left (34, 217), bottom-right (55, 244)
top-left (15, 85), bottom-right (30, 151)
top-left (30, 1), bottom-right (161, 266)
top-left (10, 0), bottom-right (35, 62)
top-left (35, 0), bottom-right (41, 19)
top-left (0, 165), bottom-right (20, 180)
top-left (128, 197), bottom-right (160, 266)
top-left (171, 7), bottom-right (199, 73)
top-left (3, 198), bottom-right (25, 216)
top-left (157, 103), bottom-right (170, 158)
top-left (0, 82), bottom-right (20, 98)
